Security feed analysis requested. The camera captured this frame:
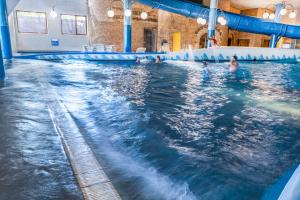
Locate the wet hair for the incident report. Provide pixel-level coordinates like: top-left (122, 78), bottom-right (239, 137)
top-left (233, 55), bottom-right (238, 60)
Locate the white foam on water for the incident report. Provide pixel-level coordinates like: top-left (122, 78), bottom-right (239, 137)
top-left (61, 83), bottom-right (198, 200)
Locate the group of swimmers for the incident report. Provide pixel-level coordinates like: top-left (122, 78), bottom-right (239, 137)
top-left (204, 55), bottom-right (239, 73)
top-left (202, 55), bottom-right (240, 81)
top-left (136, 54), bottom-right (240, 75)
top-left (136, 56), bottom-right (161, 64)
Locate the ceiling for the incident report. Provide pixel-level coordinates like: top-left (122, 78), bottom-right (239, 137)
top-left (230, 0), bottom-right (300, 9)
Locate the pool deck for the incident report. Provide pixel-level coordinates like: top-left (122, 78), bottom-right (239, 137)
top-left (44, 82), bottom-right (121, 200)
top-left (0, 63), bottom-right (83, 199)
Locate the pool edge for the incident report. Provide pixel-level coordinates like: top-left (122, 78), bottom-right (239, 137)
top-left (44, 83), bottom-right (121, 200)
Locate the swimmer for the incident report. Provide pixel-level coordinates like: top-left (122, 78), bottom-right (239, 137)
top-left (136, 57), bottom-right (141, 64)
top-left (203, 61), bottom-right (210, 74)
top-left (155, 55), bottom-right (161, 64)
top-left (202, 61), bottom-right (211, 80)
top-left (229, 55), bottom-right (239, 73)
top-left (208, 36), bottom-right (218, 47)
top-left (139, 56), bottom-right (151, 64)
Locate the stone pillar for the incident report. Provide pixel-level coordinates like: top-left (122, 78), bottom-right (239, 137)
top-left (270, 3), bottom-right (283, 48)
top-left (0, 0), bottom-right (12, 59)
top-left (123, 0), bottom-right (132, 52)
top-left (207, 0), bottom-right (218, 47)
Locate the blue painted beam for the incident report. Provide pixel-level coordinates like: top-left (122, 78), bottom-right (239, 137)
top-left (0, 0), bottom-right (13, 59)
top-left (207, 0), bottom-right (218, 47)
top-left (270, 4), bottom-right (283, 48)
top-left (123, 0), bottom-right (132, 52)
top-left (0, 44), bottom-right (5, 81)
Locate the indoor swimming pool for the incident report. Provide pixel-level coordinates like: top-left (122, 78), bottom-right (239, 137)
top-left (2, 59), bottom-right (300, 200)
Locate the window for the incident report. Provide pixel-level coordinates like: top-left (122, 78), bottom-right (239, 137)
top-left (61, 15), bottom-right (87, 35)
top-left (16, 11), bottom-right (47, 34)
top-left (76, 16), bottom-right (87, 35)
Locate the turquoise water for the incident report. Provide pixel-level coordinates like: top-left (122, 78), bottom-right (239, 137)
top-left (3, 59), bottom-right (300, 200)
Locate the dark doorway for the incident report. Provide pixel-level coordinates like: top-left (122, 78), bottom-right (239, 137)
top-left (199, 33), bottom-right (207, 48)
top-left (228, 38), bottom-right (232, 46)
top-left (144, 29), bottom-right (157, 52)
top-left (262, 39), bottom-right (270, 47)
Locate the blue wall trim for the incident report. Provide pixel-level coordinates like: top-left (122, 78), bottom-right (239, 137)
top-left (0, 45), bottom-right (5, 80)
top-left (123, 0), bottom-right (132, 52)
top-left (124, 25), bottom-right (132, 52)
top-left (0, 0), bottom-right (13, 59)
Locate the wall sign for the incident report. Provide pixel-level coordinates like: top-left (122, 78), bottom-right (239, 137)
top-left (51, 39), bottom-right (59, 46)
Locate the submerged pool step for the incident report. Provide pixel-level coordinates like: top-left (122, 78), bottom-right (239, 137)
top-left (41, 83), bottom-right (121, 200)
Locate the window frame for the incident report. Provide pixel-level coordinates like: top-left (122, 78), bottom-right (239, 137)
top-left (16, 10), bottom-right (48, 34)
top-left (60, 14), bottom-right (87, 36)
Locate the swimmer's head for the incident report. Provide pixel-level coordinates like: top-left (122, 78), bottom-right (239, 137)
top-left (231, 55), bottom-right (238, 62)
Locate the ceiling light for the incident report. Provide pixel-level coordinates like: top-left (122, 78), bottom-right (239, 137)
top-left (125, 9), bottom-right (132, 17)
top-left (289, 11), bottom-right (297, 19)
top-left (280, 8), bottom-right (287, 16)
top-left (50, 8), bottom-right (57, 18)
top-left (107, 10), bottom-right (115, 18)
top-left (217, 16), bottom-right (224, 24)
top-left (220, 19), bottom-right (227, 26)
top-left (197, 17), bottom-right (202, 24)
top-left (269, 13), bottom-right (275, 20)
top-left (141, 12), bottom-right (148, 20)
top-left (200, 18), bottom-right (207, 25)
top-left (263, 11), bottom-right (270, 19)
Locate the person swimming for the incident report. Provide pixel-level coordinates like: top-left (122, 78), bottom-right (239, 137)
top-left (202, 61), bottom-right (211, 80)
top-left (155, 55), bottom-right (161, 64)
top-left (229, 55), bottom-right (239, 73)
top-left (136, 57), bottom-right (141, 64)
top-left (208, 36), bottom-right (218, 47)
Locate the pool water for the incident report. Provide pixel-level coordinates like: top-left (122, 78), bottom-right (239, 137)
top-left (5, 59), bottom-right (300, 200)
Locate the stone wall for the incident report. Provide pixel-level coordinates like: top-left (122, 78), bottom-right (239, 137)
top-left (88, 0), bottom-right (300, 51)
top-left (157, 0), bottom-right (231, 51)
top-left (88, 0), bottom-right (158, 52)
top-left (157, 11), bottom-right (200, 51)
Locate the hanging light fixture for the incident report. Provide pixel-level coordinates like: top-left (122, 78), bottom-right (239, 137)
top-left (263, 2), bottom-right (296, 20)
top-left (263, 11), bottom-right (270, 19)
top-left (197, 17), bottom-right (202, 24)
top-left (50, 6), bottom-right (57, 18)
top-left (217, 16), bottom-right (224, 23)
top-left (220, 19), bottom-right (227, 25)
top-left (217, 16), bottom-right (227, 25)
top-left (289, 10), bottom-right (297, 19)
top-left (280, 7), bottom-right (287, 15)
top-left (141, 12), bottom-right (148, 20)
top-left (200, 18), bottom-right (207, 25)
top-left (269, 13), bottom-right (276, 19)
top-left (125, 9), bottom-right (132, 17)
top-left (197, 17), bottom-right (207, 25)
top-left (107, 9), bottom-right (115, 18)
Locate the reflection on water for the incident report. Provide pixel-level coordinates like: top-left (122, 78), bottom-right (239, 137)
top-left (3, 59), bottom-right (300, 200)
